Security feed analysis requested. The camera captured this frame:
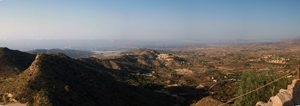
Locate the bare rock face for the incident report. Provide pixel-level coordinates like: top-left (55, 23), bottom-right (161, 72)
top-left (0, 93), bottom-right (20, 105)
top-left (195, 84), bottom-right (208, 91)
top-left (196, 84), bottom-right (205, 89)
top-left (256, 79), bottom-right (300, 106)
top-left (291, 79), bottom-right (300, 104)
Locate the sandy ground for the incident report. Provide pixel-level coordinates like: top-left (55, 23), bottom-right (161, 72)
top-left (2, 103), bottom-right (26, 106)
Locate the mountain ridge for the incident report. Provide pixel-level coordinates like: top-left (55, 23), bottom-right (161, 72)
top-left (0, 47), bottom-right (36, 79)
top-left (26, 49), bottom-right (94, 58)
top-left (0, 50), bottom-right (175, 106)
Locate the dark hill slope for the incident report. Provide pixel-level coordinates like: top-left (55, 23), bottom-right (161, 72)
top-left (0, 53), bottom-right (174, 106)
top-left (26, 49), bottom-right (94, 58)
top-left (0, 47), bottom-right (36, 78)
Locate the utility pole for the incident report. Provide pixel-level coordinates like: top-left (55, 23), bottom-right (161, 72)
top-left (298, 68), bottom-right (300, 79)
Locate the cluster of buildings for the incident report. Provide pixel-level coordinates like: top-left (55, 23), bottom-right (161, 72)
top-left (157, 54), bottom-right (169, 59)
top-left (157, 53), bottom-right (174, 61)
top-left (262, 54), bottom-right (273, 59)
top-left (249, 58), bottom-right (261, 62)
top-left (247, 54), bottom-right (289, 64)
top-left (268, 60), bottom-right (286, 64)
top-left (266, 55), bottom-right (288, 64)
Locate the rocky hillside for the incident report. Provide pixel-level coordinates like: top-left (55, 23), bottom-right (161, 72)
top-left (190, 96), bottom-right (231, 106)
top-left (77, 49), bottom-right (162, 77)
top-left (26, 49), bottom-right (94, 58)
top-left (0, 51), bottom-right (175, 106)
top-left (0, 47), bottom-right (36, 79)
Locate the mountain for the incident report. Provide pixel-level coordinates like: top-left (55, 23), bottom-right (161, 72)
top-left (0, 47), bottom-right (36, 79)
top-left (77, 49), bottom-right (161, 77)
top-left (239, 37), bottom-right (300, 49)
top-left (281, 37), bottom-right (300, 45)
top-left (26, 49), bottom-right (94, 58)
top-left (119, 48), bottom-right (148, 55)
top-left (139, 49), bottom-right (159, 58)
top-left (0, 51), bottom-right (174, 106)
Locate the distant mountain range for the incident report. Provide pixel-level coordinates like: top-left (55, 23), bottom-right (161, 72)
top-left (0, 38), bottom-right (291, 51)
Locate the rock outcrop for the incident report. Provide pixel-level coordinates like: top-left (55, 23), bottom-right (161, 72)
top-left (256, 79), bottom-right (300, 106)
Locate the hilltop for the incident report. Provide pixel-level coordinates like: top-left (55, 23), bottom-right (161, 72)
top-left (119, 48), bottom-right (149, 55)
top-left (0, 50), bottom-right (175, 106)
top-left (26, 49), bottom-right (94, 58)
top-left (0, 47), bottom-right (36, 79)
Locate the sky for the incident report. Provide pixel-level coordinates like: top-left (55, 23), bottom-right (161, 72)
top-left (0, 0), bottom-right (300, 40)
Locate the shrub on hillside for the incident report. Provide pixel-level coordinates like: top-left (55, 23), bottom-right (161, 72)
top-left (65, 85), bottom-right (70, 93)
top-left (28, 97), bottom-right (34, 106)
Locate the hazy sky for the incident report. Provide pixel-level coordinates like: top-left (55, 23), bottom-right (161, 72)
top-left (0, 0), bottom-right (300, 40)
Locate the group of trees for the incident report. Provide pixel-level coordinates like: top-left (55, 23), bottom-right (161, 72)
top-left (127, 73), bottom-right (163, 90)
top-left (234, 69), bottom-right (292, 106)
